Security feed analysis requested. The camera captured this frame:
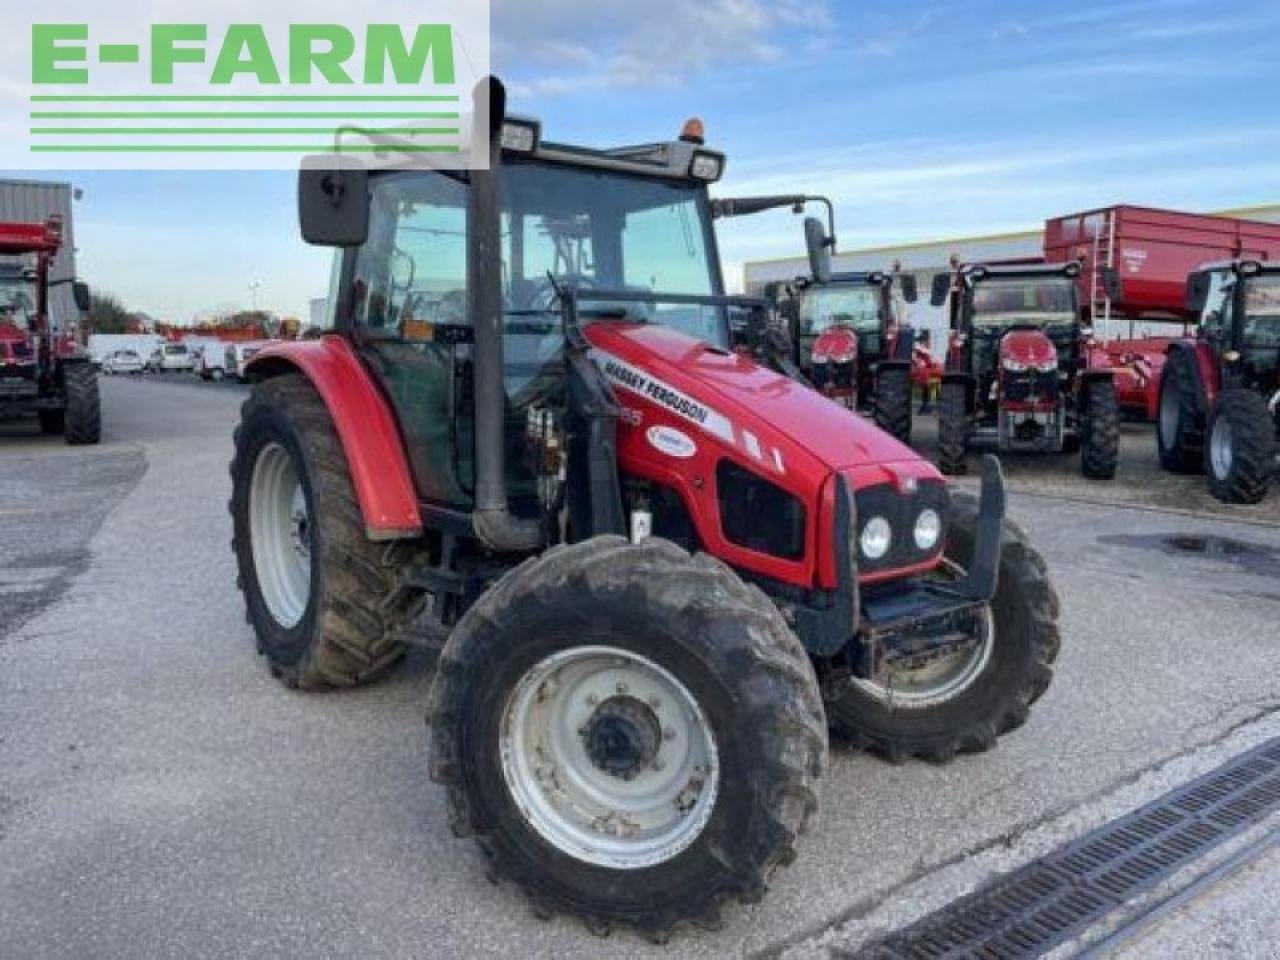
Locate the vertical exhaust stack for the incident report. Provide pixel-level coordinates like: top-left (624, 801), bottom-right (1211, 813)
top-left (469, 77), bottom-right (543, 553)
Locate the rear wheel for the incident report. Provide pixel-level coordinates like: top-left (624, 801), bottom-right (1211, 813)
top-left (230, 374), bottom-right (427, 689)
top-left (873, 364), bottom-right (913, 444)
top-left (430, 536), bottom-right (826, 940)
top-left (1080, 377), bottom-right (1119, 479)
top-left (63, 363), bottom-right (101, 445)
top-left (937, 380), bottom-right (969, 475)
top-left (1157, 350), bottom-right (1203, 474)
top-left (823, 494), bottom-right (1060, 763)
top-left (1205, 389), bottom-right (1273, 504)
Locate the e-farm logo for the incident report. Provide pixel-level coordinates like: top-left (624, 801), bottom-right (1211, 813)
top-left (12, 8), bottom-right (490, 170)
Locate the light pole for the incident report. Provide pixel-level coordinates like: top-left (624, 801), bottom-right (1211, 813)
top-left (249, 280), bottom-right (261, 311)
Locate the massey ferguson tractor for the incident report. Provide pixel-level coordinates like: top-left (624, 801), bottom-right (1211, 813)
top-left (229, 79), bottom-right (1060, 939)
top-left (0, 217), bottom-right (98, 443)
top-left (929, 260), bottom-right (1119, 478)
top-left (1158, 260), bottom-right (1280, 502)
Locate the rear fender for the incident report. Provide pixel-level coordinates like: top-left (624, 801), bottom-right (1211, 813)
top-left (247, 337), bottom-right (422, 540)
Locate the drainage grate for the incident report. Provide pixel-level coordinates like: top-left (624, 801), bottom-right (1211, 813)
top-left (850, 737), bottom-right (1280, 960)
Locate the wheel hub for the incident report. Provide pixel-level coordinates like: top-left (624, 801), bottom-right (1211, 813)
top-left (581, 696), bottom-right (662, 781)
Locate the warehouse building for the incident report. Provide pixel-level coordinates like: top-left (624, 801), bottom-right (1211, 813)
top-left (0, 178), bottom-right (82, 335)
top-left (743, 203), bottom-right (1280, 355)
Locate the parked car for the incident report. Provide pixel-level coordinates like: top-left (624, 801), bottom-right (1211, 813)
top-left (196, 343), bottom-right (229, 381)
top-left (225, 340), bottom-right (276, 382)
top-left (149, 342), bottom-right (195, 373)
top-left (102, 349), bottom-right (144, 375)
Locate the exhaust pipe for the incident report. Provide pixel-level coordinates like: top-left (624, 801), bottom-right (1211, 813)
top-left (469, 77), bottom-right (543, 553)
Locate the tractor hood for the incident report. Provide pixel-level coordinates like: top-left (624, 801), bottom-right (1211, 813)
top-left (583, 321), bottom-right (923, 473)
top-left (1000, 327), bottom-right (1058, 368)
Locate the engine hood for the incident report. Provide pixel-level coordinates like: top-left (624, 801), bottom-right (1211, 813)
top-left (583, 321), bottom-right (926, 473)
top-left (0, 320), bottom-right (29, 345)
top-left (1000, 328), bottom-right (1057, 367)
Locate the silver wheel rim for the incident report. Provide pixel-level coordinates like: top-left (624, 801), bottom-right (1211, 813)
top-left (1210, 415), bottom-right (1234, 479)
top-left (499, 645), bottom-right (720, 870)
top-left (850, 562), bottom-right (995, 709)
top-left (249, 443), bottom-right (311, 629)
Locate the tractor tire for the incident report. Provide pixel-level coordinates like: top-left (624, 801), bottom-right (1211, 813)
top-left (429, 535), bottom-right (827, 941)
top-left (823, 493), bottom-right (1060, 764)
top-left (873, 365), bottom-right (913, 444)
top-left (937, 380), bottom-right (969, 475)
top-left (229, 373), bottom-right (427, 690)
top-left (1080, 377), bottom-right (1119, 480)
top-left (38, 410), bottom-right (65, 435)
top-left (1157, 349), bottom-right (1204, 474)
top-left (1205, 389), bottom-right (1274, 504)
top-left (63, 363), bottom-right (101, 445)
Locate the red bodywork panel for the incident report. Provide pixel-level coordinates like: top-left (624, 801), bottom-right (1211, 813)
top-left (247, 336), bottom-right (422, 540)
top-left (583, 322), bottom-right (942, 589)
top-left (811, 327), bottom-right (859, 366)
top-left (999, 329), bottom-right (1059, 413)
top-left (0, 220), bottom-right (61, 255)
top-left (1094, 337), bottom-right (1175, 421)
top-left (1045, 205), bottom-right (1280, 320)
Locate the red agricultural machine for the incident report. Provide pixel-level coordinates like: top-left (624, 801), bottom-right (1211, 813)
top-left (928, 260), bottom-right (1119, 478)
top-left (1046, 204), bottom-right (1280, 501)
top-left (229, 80), bottom-right (1060, 937)
top-left (0, 218), bottom-right (97, 443)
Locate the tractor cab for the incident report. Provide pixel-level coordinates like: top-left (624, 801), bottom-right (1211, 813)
top-left (1187, 260), bottom-right (1280, 393)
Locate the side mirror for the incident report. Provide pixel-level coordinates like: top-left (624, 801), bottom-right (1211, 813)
top-left (1098, 266), bottom-right (1122, 302)
top-left (804, 216), bottom-right (832, 284)
top-left (899, 273), bottom-right (918, 304)
top-left (929, 272), bottom-right (952, 307)
top-left (1185, 270), bottom-right (1212, 313)
top-left (72, 281), bottom-right (91, 312)
top-left (298, 158), bottom-right (370, 247)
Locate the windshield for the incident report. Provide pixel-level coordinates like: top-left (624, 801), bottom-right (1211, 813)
top-left (1243, 275), bottom-right (1280, 347)
top-left (501, 160), bottom-right (723, 346)
top-left (0, 266), bottom-right (38, 329)
top-left (798, 284), bottom-right (883, 335)
top-left (971, 276), bottom-right (1076, 331)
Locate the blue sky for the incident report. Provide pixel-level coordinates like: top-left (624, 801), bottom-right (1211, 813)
top-left (12, 0), bottom-right (1280, 322)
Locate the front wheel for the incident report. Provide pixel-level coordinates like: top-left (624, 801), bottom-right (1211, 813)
top-left (937, 380), bottom-right (969, 475)
top-left (1080, 377), bottom-right (1119, 479)
top-left (873, 364), bottom-right (913, 444)
top-left (63, 363), bottom-right (101, 445)
top-left (1205, 389), bottom-right (1273, 504)
top-left (430, 537), bottom-right (827, 940)
top-left (823, 493), bottom-right (1060, 763)
top-left (229, 374), bottom-right (426, 689)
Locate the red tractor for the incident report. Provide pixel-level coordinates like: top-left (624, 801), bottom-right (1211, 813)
top-left (930, 261), bottom-right (1119, 479)
top-left (0, 217), bottom-right (98, 443)
top-left (230, 80), bottom-right (1059, 938)
top-left (1158, 260), bottom-right (1280, 502)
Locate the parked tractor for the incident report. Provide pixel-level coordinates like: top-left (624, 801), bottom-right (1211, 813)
top-left (929, 261), bottom-right (1119, 479)
top-left (0, 218), bottom-right (97, 443)
top-left (1158, 260), bottom-right (1280, 502)
top-left (229, 80), bottom-right (1060, 938)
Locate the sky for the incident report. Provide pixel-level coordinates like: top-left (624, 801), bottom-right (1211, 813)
top-left (9, 0), bottom-right (1280, 323)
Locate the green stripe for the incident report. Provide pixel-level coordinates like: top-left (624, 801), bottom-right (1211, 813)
top-left (30, 95), bottom-right (460, 102)
top-left (31, 127), bottom-right (460, 136)
top-left (30, 145), bottom-right (461, 153)
top-left (31, 111), bottom-right (459, 119)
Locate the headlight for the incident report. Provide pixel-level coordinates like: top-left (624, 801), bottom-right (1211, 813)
top-left (689, 151), bottom-right (725, 182)
top-left (913, 509), bottom-right (942, 551)
top-left (1002, 359), bottom-right (1028, 373)
top-left (860, 516), bottom-right (892, 560)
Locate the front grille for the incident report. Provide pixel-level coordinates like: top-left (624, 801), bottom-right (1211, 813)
top-left (854, 480), bottom-right (950, 574)
top-left (1003, 368), bottom-right (1058, 404)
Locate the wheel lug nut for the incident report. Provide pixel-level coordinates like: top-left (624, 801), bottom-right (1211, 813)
top-left (648, 696), bottom-right (661, 710)
top-left (652, 758), bottom-right (665, 771)
top-left (585, 694), bottom-right (599, 707)
top-left (663, 727), bottom-right (676, 740)
top-left (616, 682), bottom-right (628, 695)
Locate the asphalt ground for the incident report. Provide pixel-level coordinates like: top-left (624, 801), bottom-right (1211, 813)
top-left (1, 375), bottom-right (1277, 959)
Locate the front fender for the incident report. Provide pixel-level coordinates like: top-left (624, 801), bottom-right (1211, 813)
top-left (248, 337), bottom-right (422, 541)
top-left (1166, 340), bottom-right (1218, 416)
